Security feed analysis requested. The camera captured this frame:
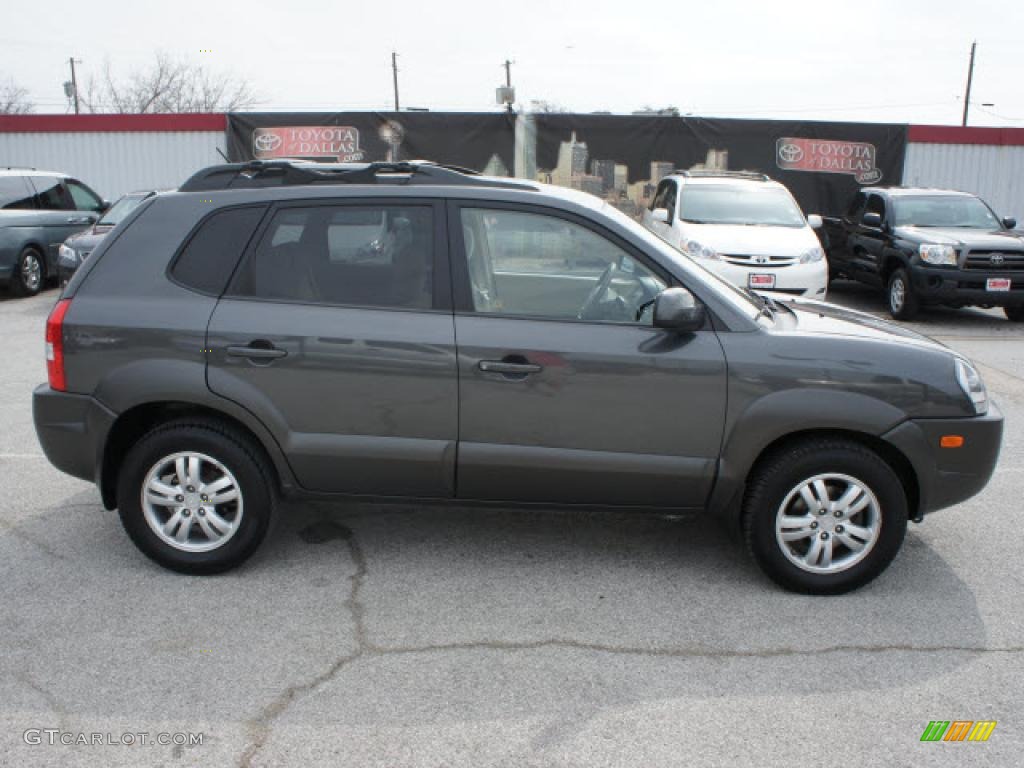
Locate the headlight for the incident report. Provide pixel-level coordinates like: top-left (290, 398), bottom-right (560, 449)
top-left (955, 358), bottom-right (988, 414)
top-left (57, 244), bottom-right (79, 266)
top-left (799, 246), bottom-right (825, 263)
top-left (683, 240), bottom-right (722, 261)
top-left (919, 243), bottom-right (957, 266)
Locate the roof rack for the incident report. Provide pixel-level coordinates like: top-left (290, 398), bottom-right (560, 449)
top-left (674, 170), bottom-right (770, 181)
top-left (2, 166), bottom-right (37, 171)
top-left (179, 159), bottom-right (534, 192)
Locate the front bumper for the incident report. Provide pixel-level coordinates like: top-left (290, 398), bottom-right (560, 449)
top-left (911, 267), bottom-right (1024, 307)
top-left (883, 402), bottom-right (1004, 519)
top-left (706, 259), bottom-right (828, 298)
top-left (33, 384), bottom-right (116, 486)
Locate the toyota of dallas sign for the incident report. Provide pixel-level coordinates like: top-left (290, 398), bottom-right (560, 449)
top-left (776, 137), bottom-right (882, 184)
top-left (252, 126), bottom-right (365, 161)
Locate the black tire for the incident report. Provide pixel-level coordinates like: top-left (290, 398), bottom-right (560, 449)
top-left (116, 419), bottom-right (275, 574)
top-left (11, 247), bottom-right (45, 297)
top-left (887, 268), bottom-right (920, 321)
top-left (1005, 306), bottom-right (1024, 322)
top-left (742, 438), bottom-right (908, 594)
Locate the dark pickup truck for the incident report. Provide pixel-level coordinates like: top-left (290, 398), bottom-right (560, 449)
top-left (821, 187), bottom-right (1024, 321)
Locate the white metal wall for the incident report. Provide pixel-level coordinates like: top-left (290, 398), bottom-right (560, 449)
top-left (903, 142), bottom-right (1024, 222)
top-left (0, 131), bottom-right (226, 200)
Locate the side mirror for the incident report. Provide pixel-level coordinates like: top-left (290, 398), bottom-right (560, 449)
top-left (1002, 216), bottom-right (1017, 230)
top-left (653, 287), bottom-right (705, 332)
top-left (651, 207), bottom-right (671, 224)
top-left (807, 214), bottom-right (823, 229)
top-left (862, 212), bottom-right (882, 228)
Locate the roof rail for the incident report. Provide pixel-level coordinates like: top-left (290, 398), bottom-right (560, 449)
top-left (3, 166), bottom-right (37, 171)
top-left (674, 170), bottom-right (771, 181)
top-left (179, 159), bottom-right (534, 192)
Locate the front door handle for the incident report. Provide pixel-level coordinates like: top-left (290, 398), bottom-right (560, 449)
top-left (478, 359), bottom-right (542, 375)
top-left (226, 342), bottom-right (287, 360)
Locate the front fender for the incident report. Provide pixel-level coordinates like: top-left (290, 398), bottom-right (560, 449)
top-left (707, 388), bottom-right (908, 519)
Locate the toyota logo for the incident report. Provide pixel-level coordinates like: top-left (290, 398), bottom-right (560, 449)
top-left (253, 132), bottom-right (282, 153)
top-left (991, 253), bottom-right (1005, 265)
top-left (778, 143), bottom-right (803, 163)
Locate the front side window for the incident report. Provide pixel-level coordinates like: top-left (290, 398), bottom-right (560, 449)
top-left (230, 205), bottom-right (434, 309)
top-left (460, 208), bottom-right (666, 324)
top-left (863, 194), bottom-right (886, 224)
top-left (66, 180), bottom-right (104, 212)
top-left (32, 177), bottom-right (72, 210)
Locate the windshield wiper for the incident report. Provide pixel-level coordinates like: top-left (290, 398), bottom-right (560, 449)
top-left (741, 287), bottom-right (775, 321)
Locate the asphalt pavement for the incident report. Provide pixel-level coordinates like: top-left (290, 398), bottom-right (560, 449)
top-left (1, 280), bottom-right (1022, 767)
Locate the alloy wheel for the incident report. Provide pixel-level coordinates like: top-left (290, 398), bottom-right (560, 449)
top-left (775, 473), bottom-right (881, 574)
top-left (140, 451), bottom-right (244, 553)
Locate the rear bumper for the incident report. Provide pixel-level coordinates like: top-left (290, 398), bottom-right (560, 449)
top-left (911, 268), bottom-right (1024, 306)
top-left (32, 384), bottom-right (116, 486)
top-left (883, 402), bottom-right (1004, 518)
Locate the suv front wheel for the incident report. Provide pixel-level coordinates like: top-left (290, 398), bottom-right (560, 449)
top-left (743, 438), bottom-right (908, 594)
top-left (116, 420), bottom-right (274, 574)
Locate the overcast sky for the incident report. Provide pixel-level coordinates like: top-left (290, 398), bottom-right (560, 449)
top-left (2, 0), bottom-right (1021, 126)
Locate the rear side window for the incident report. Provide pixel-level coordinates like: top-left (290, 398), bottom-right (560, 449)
top-left (0, 176), bottom-right (36, 209)
top-left (228, 204), bottom-right (435, 310)
top-left (32, 176), bottom-right (73, 210)
top-left (171, 206), bottom-right (266, 295)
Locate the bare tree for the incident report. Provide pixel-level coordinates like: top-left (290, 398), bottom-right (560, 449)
top-left (0, 78), bottom-right (33, 114)
top-left (82, 52), bottom-right (258, 113)
top-left (529, 99), bottom-right (569, 113)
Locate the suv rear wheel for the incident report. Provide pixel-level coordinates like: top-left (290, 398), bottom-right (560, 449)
top-left (116, 420), bottom-right (274, 574)
top-left (743, 438), bottom-right (908, 594)
top-left (12, 247), bottom-right (44, 297)
top-left (887, 268), bottom-right (919, 321)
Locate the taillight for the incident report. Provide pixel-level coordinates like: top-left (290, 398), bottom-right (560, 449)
top-left (45, 298), bottom-right (72, 391)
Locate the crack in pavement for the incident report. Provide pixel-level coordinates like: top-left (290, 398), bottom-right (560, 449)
top-left (19, 671), bottom-right (69, 732)
top-left (234, 522), bottom-right (1023, 767)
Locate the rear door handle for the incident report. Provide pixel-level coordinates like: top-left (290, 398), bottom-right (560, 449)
top-left (226, 343), bottom-right (287, 360)
top-left (478, 360), bottom-right (542, 375)
top-left (66, 216), bottom-right (93, 225)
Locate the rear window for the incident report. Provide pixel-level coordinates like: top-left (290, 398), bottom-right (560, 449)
top-left (0, 176), bottom-right (36, 209)
top-left (170, 206), bottom-right (267, 295)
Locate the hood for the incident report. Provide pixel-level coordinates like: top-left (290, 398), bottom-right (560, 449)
top-left (64, 225), bottom-right (114, 252)
top-left (894, 226), bottom-right (1024, 250)
top-left (767, 294), bottom-right (950, 353)
top-left (682, 222), bottom-right (818, 255)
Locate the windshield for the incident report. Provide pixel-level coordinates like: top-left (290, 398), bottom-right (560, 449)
top-left (597, 200), bottom-right (763, 320)
top-left (98, 194), bottom-right (148, 226)
top-left (679, 184), bottom-right (806, 228)
top-left (892, 195), bottom-right (1000, 228)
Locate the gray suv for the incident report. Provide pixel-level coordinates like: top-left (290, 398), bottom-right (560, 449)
top-left (0, 169), bottom-right (108, 295)
top-left (32, 161), bottom-right (1003, 593)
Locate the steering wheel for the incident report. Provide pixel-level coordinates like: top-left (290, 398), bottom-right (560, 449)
top-left (576, 263), bottom-right (617, 320)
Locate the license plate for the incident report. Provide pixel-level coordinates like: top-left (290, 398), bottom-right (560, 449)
top-left (987, 277), bottom-right (1011, 292)
top-left (749, 273), bottom-right (776, 289)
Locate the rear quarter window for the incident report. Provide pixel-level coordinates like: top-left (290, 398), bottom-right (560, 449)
top-left (170, 206), bottom-right (267, 295)
top-left (0, 176), bottom-right (36, 209)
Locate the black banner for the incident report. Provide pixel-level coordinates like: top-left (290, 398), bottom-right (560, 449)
top-left (227, 112), bottom-right (516, 176)
top-left (533, 115), bottom-right (908, 216)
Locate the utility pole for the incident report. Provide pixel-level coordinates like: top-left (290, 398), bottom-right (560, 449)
top-left (503, 59), bottom-right (513, 113)
top-left (391, 51), bottom-right (400, 112)
top-left (961, 41), bottom-right (976, 127)
top-left (68, 57), bottom-right (82, 114)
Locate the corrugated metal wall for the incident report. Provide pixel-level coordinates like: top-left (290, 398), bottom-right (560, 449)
top-left (902, 142), bottom-right (1024, 221)
top-left (0, 130), bottom-right (226, 200)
